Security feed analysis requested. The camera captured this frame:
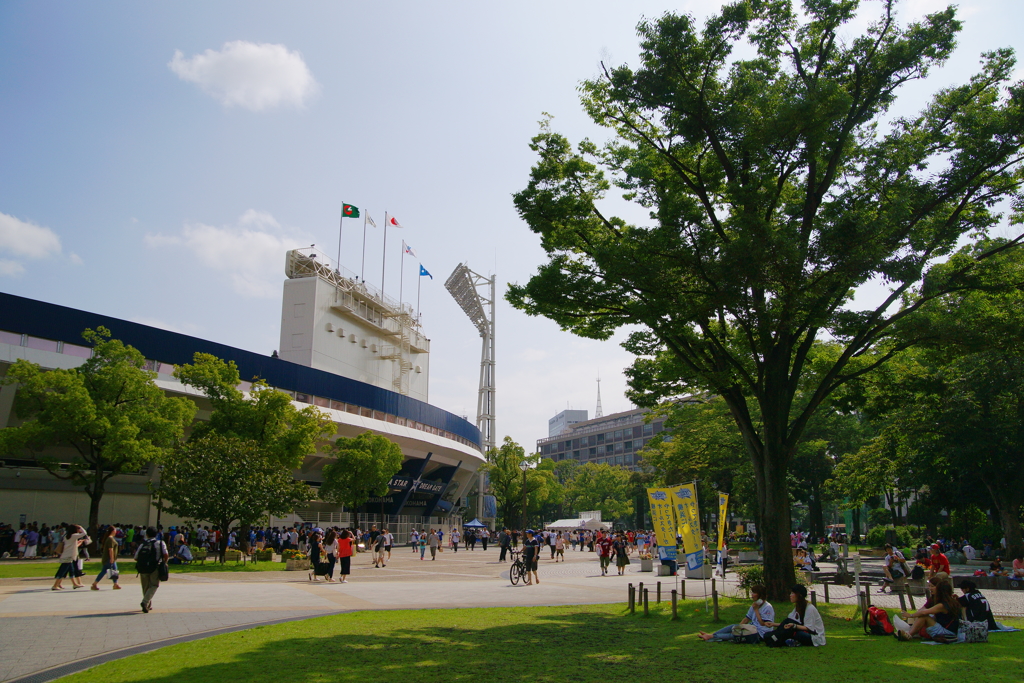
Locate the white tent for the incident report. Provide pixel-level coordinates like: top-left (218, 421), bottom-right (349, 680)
top-left (545, 517), bottom-right (611, 531)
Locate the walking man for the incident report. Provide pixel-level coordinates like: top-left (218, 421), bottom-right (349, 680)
top-left (428, 529), bottom-right (439, 560)
top-left (498, 528), bottom-right (510, 562)
top-left (135, 527), bottom-right (168, 613)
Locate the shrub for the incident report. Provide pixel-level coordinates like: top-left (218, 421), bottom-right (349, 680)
top-left (866, 525), bottom-right (922, 550)
top-left (733, 564), bottom-right (808, 597)
top-left (970, 524), bottom-right (1003, 549)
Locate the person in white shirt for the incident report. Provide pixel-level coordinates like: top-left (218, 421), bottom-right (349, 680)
top-left (384, 530), bottom-right (394, 560)
top-left (963, 543), bottom-right (976, 561)
top-left (410, 529), bottom-right (420, 552)
top-left (450, 528), bottom-right (461, 553)
top-left (763, 585), bottom-right (826, 647)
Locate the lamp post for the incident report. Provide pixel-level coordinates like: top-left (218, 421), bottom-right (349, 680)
top-left (519, 460), bottom-right (530, 532)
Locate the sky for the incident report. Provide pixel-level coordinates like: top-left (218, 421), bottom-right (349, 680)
top-left (2, 0), bottom-right (1022, 452)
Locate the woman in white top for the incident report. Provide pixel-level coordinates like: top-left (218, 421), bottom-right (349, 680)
top-left (323, 529), bottom-right (339, 583)
top-left (763, 585), bottom-right (826, 647)
top-left (52, 526), bottom-right (90, 590)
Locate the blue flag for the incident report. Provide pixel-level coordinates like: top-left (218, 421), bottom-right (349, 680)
top-left (419, 265), bottom-right (433, 279)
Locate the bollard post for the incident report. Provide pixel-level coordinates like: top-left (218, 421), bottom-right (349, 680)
top-left (823, 581), bottom-right (830, 604)
top-left (671, 589), bottom-right (678, 621)
top-left (638, 582), bottom-right (644, 600)
top-left (629, 584), bottom-right (635, 614)
top-left (657, 581), bottom-right (662, 604)
top-left (712, 589), bottom-right (720, 621)
top-left (811, 590), bottom-right (817, 607)
top-left (643, 588), bottom-right (650, 617)
top-left (712, 577), bottom-right (716, 594)
top-left (681, 580), bottom-right (686, 600)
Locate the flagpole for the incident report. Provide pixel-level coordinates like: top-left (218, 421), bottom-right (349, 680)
top-left (399, 242), bottom-right (406, 305)
top-left (417, 265), bottom-right (422, 319)
top-left (361, 215), bottom-right (368, 281)
top-left (337, 203), bottom-right (344, 273)
top-left (381, 212), bottom-right (389, 298)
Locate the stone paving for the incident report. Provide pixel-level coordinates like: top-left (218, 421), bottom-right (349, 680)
top-left (1, 547), bottom-right (1022, 682)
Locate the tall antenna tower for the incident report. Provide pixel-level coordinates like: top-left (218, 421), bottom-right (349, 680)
top-left (445, 263), bottom-right (496, 519)
top-left (595, 373), bottom-right (604, 418)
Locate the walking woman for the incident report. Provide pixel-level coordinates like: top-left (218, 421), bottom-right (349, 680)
top-left (308, 530), bottom-right (327, 582)
top-left (323, 529), bottom-right (339, 583)
top-left (91, 525), bottom-right (122, 590)
top-left (337, 529), bottom-right (354, 583)
top-left (52, 525), bottom-right (90, 590)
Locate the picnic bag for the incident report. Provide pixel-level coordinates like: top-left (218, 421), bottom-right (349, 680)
top-left (864, 605), bottom-right (895, 636)
top-left (958, 619), bottom-right (988, 643)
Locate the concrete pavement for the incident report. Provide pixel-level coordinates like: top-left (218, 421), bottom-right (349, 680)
top-left (2, 546), bottom-right (1023, 682)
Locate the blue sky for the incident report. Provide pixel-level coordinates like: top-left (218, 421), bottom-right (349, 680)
top-left (2, 0), bottom-right (1022, 450)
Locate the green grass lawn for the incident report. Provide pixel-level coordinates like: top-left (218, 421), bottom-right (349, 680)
top-left (0, 560), bottom-right (288, 578)
top-left (56, 600), bottom-right (1024, 683)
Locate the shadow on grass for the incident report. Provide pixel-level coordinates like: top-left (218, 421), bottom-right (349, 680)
top-left (62, 603), bottom-right (1024, 683)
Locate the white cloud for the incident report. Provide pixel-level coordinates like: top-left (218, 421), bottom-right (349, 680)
top-left (169, 41), bottom-right (319, 111)
top-left (69, 252), bottom-right (83, 265)
top-left (0, 259), bottom-right (26, 277)
top-left (145, 210), bottom-right (312, 298)
top-left (0, 211), bottom-right (62, 259)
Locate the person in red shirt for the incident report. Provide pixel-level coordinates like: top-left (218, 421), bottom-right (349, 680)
top-left (928, 544), bottom-right (951, 579)
top-left (337, 529), bottom-right (354, 583)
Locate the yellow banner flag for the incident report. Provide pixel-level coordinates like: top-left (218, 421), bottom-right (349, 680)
top-left (717, 493), bottom-right (729, 551)
top-left (670, 483), bottom-right (704, 571)
top-left (646, 488), bottom-right (678, 562)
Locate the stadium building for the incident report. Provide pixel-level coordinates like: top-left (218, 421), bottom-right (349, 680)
top-left (0, 248), bottom-right (485, 540)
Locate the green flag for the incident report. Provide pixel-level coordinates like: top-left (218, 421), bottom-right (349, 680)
top-left (342, 204), bottom-right (360, 218)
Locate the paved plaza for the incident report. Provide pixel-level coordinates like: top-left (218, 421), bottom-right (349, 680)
top-left (2, 546), bottom-right (1022, 682)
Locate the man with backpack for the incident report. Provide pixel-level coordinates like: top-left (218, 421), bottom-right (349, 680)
top-left (134, 527), bottom-right (168, 614)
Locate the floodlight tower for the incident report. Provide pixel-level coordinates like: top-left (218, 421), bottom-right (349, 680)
top-left (445, 263), bottom-right (496, 452)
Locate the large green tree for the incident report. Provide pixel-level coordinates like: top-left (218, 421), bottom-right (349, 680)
top-left (481, 437), bottom-right (560, 529)
top-left (159, 434), bottom-right (313, 562)
top-left (170, 353), bottom-right (334, 547)
top-left (508, 1), bottom-right (1024, 597)
top-left (0, 328), bottom-right (196, 534)
top-left (319, 431), bottom-right (404, 511)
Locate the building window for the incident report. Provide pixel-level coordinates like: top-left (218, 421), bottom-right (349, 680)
top-left (624, 440), bottom-right (632, 451)
top-left (654, 422), bottom-right (664, 433)
top-left (615, 455), bottom-right (623, 465)
top-left (614, 430), bottom-right (622, 440)
top-left (625, 454), bottom-right (633, 466)
top-left (615, 441), bottom-right (624, 453)
top-left (572, 438), bottom-right (579, 449)
top-left (573, 450), bottom-right (580, 459)
top-left (596, 433), bottom-right (605, 444)
top-left (589, 447), bottom-right (597, 456)
top-left (580, 436), bottom-right (588, 447)
top-left (643, 423), bottom-right (654, 436)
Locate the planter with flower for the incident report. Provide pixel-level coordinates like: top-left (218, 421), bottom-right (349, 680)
top-left (283, 549), bottom-right (309, 570)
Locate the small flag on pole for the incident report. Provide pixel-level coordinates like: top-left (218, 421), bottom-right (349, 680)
top-left (343, 204), bottom-right (360, 218)
top-left (388, 215), bottom-right (403, 228)
top-left (419, 265), bottom-right (432, 279)
top-left (403, 241), bottom-right (417, 258)
top-left (365, 213), bottom-right (376, 228)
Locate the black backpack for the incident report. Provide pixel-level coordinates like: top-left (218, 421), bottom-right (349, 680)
top-left (136, 540), bottom-right (159, 574)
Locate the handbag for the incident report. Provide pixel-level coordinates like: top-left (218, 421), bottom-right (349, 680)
top-left (157, 561), bottom-right (169, 581)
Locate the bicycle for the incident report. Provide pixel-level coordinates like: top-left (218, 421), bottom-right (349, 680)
top-left (509, 549), bottom-right (529, 585)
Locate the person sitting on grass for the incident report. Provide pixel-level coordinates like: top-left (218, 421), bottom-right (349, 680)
top-left (892, 576), bottom-right (961, 642)
top-left (958, 579), bottom-right (1009, 631)
top-left (763, 585), bottom-right (826, 647)
top-left (698, 585), bottom-right (774, 643)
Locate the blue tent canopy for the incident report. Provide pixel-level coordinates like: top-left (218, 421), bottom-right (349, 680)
top-left (463, 518), bottom-right (487, 528)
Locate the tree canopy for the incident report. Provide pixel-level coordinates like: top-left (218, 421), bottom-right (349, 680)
top-left (159, 434), bottom-right (313, 561)
top-left (508, 0), bottom-right (1024, 598)
top-left (319, 432), bottom-right (405, 511)
top-left (0, 327), bottom-right (196, 533)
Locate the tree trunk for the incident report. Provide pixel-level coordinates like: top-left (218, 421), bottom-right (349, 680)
top-left (851, 507), bottom-right (861, 543)
top-left (239, 522), bottom-right (251, 554)
top-left (757, 456), bottom-right (797, 602)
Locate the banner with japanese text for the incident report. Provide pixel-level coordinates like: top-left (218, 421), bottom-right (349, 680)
top-left (646, 488), bottom-right (678, 562)
top-left (717, 493), bottom-right (729, 551)
top-left (671, 484), bottom-right (704, 571)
